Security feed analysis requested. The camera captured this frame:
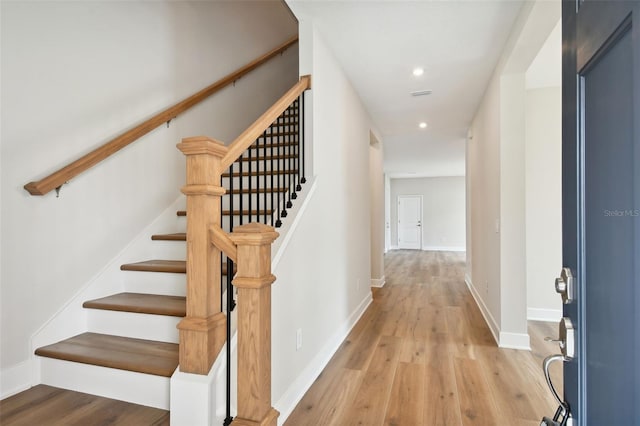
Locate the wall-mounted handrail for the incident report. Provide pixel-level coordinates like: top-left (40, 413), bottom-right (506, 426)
top-left (221, 75), bottom-right (310, 170)
top-left (23, 35), bottom-right (299, 196)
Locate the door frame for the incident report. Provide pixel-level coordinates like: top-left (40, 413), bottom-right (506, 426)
top-left (397, 194), bottom-right (423, 250)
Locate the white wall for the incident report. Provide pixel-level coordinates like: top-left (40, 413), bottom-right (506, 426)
top-left (390, 177), bottom-right (466, 251)
top-left (384, 174), bottom-right (391, 253)
top-left (524, 19), bottom-right (562, 322)
top-left (466, 0), bottom-right (560, 349)
top-left (1, 0), bottom-right (297, 382)
top-left (270, 19), bottom-right (378, 421)
top-left (369, 135), bottom-right (385, 286)
top-left (525, 87), bottom-right (562, 320)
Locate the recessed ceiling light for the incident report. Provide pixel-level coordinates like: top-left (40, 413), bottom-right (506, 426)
top-left (419, 122), bottom-right (428, 129)
top-left (412, 67), bottom-right (424, 77)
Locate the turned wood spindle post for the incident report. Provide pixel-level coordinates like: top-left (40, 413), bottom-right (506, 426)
top-left (229, 223), bottom-right (279, 426)
top-left (176, 136), bottom-right (228, 374)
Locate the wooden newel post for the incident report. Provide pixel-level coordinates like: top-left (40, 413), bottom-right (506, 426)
top-left (229, 223), bottom-right (280, 426)
top-left (176, 136), bottom-right (228, 374)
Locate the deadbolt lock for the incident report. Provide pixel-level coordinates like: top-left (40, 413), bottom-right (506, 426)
top-left (555, 268), bottom-right (575, 304)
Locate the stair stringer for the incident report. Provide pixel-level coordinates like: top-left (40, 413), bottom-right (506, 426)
top-left (30, 194), bottom-right (186, 407)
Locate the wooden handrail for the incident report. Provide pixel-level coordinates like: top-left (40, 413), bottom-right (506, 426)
top-left (210, 225), bottom-right (237, 263)
top-left (221, 75), bottom-right (311, 170)
top-left (24, 35), bottom-right (299, 196)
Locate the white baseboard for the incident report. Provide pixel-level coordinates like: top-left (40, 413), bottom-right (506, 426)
top-left (371, 276), bottom-right (386, 288)
top-left (390, 245), bottom-right (399, 250)
top-left (464, 275), bottom-right (499, 346)
top-left (1, 360), bottom-right (34, 399)
top-left (499, 332), bottom-right (531, 350)
top-left (421, 246), bottom-right (466, 252)
top-left (275, 292), bottom-right (373, 425)
top-left (465, 275), bottom-right (531, 350)
top-left (527, 307), bottom-right (562, 322)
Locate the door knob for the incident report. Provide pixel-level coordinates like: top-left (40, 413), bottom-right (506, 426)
top-left (555, 268), bottom-right (575, 304)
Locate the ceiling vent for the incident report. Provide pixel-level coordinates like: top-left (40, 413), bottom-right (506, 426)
top-left (410, 90), bottom-right (432, 97)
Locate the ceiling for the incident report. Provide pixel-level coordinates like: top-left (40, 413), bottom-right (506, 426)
top-left (289, 0), bottom-right (525, 178)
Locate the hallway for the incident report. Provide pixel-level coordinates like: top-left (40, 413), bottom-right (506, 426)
top-left (285, 250), bottom-right (560, 426)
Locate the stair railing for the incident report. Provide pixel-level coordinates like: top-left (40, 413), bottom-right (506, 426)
top-left (178, 75), bottom-right (310, 426)
top-left (24, 36), bottom-right (298, 196)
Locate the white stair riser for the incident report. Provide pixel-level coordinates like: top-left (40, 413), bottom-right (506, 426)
top-left (143, 240), bottom-right (186, 259)
top-left (121, 270), bottom-right (185, 296)
top-left (38, 357), bottom-right (172, 409)
top-left (87, 310), bottom-right (180, 343)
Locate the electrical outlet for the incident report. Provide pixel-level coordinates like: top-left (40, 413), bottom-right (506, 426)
top-left (296, 328), bottom-right (303, 351)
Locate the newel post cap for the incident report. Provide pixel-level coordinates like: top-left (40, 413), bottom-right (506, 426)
top-left (177, 136), bottom-right (228, 157)
top-left (229, 223), bottom-right (279, 246)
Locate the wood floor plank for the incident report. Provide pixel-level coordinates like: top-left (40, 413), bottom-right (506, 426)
top-left (475, 346), bottom-right (539, 421)
top-left (423, 359), bottom-right (463, 426)
top-left (383, 362), bottom-right (425, 426)
top-left (342, 335), bottom-right (403, 426)
top-left (284, 367), bottom-right (362, 426)
top-left (453, 357), bottom-right (499, 426)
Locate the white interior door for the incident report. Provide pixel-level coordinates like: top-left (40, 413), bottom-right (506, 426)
top-left (397, 195), bottom-right (422, 249)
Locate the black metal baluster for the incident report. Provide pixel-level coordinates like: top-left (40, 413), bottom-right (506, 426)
top-left (249, 136), bottom-right (253, 221)
top-left (239, 152), bottom-right (244, 226)
top-left (301, 92), bottom-right (306, 185)
top-left (263, 126), bottom-right (269, 224)
top-left (291, 99), bottom-right (298, 200)
top-left (275, 113), bottom-right (283, 227)
top-left (281, 110), bottom-right (288, 219)
top-left (270, 121), bottom-right (275, 226)
top-left (286, 104), bottom-right (293, 210)
top-left (296, 97), bottom-right (302, 192)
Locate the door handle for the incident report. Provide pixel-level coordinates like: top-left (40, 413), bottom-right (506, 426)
top-left (545, 317), bottom-right (575, 359)
top-left (541, 354), bottom-right (571, 426)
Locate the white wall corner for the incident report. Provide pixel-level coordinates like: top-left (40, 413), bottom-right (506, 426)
top-left (498, 332), bottom-right (531, 351)
top-left (370, 276), bottom-right (386, 288)
top-left (275, 292), bottom-right (373, 425)
top-left (0, 360), bottom-right (35, 399)
top-left (527, 307), bottom-right (562, 322)
top-left (464, 275), bottom-right (500, 346)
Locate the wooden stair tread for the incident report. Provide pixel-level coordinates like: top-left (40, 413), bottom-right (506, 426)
top-left (120, 259), bottom-right (234, 274)
top-left (222, 169), bottom-right (298, 178)
top-left (83, 293), bottom-right (186, 317)
top-left (177, 209), bottom-right (274, 217)
top-left (151, 233), bottom-right (186, 241)
top-left (35, 333), bottom-right (178, 377)
top-left (121, 260), bottom-right (185, 273)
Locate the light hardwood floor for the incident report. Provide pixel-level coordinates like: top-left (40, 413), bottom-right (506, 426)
top-left (285, 250), bottom-right (563, 426)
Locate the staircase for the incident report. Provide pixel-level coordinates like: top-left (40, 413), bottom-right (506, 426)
top-left (34, 100), bottom-right (305, 412)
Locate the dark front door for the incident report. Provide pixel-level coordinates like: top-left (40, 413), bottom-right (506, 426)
top-left (562, 0), bottom-right (639, 424)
